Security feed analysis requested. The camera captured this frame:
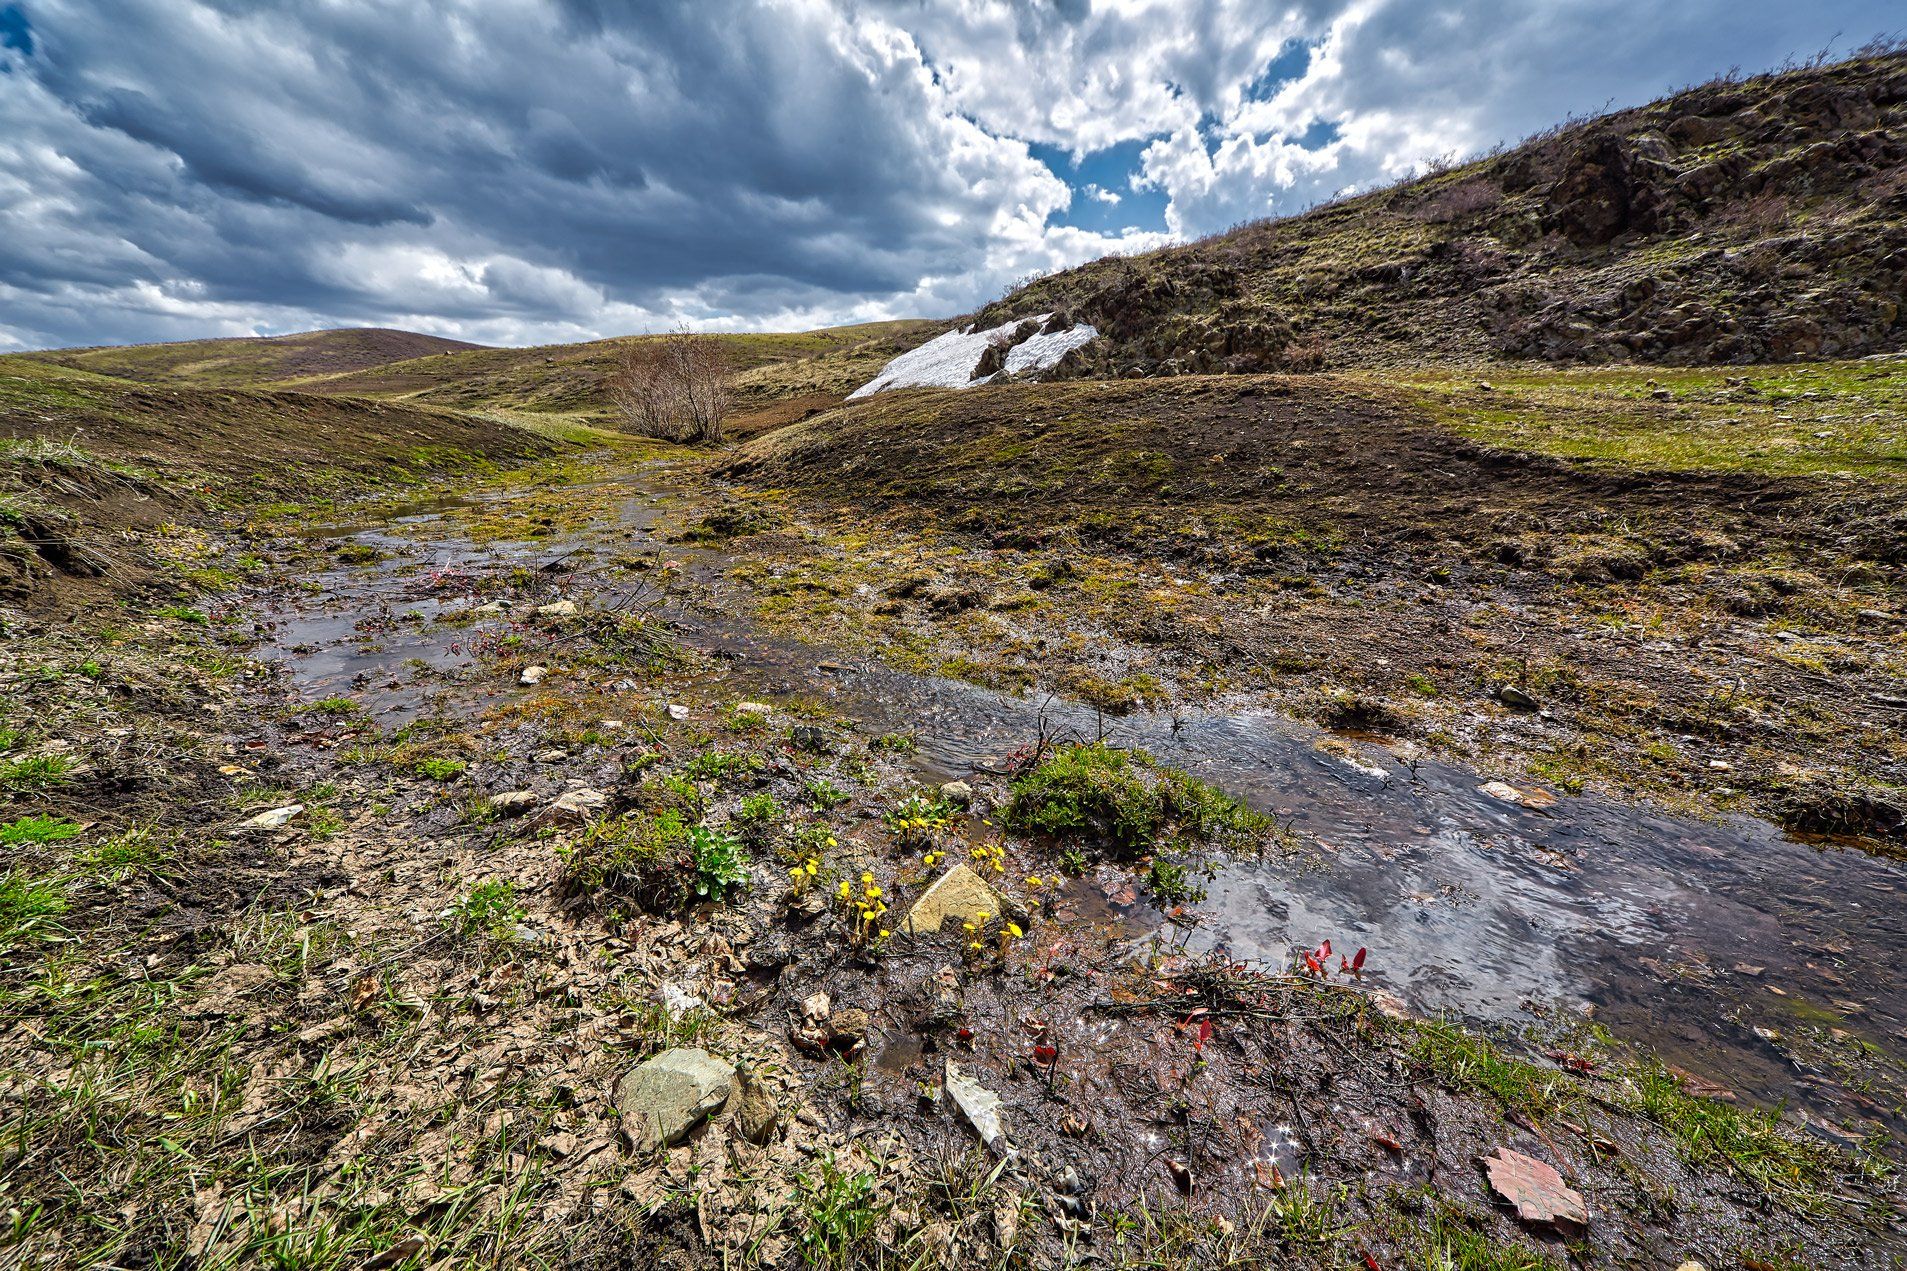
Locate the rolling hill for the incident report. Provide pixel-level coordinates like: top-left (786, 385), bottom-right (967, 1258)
top-left (25, 327), bottom-right (482, 387)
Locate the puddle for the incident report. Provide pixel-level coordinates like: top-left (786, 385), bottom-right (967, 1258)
top-left (256, 460), bottom-right (1907, 1138)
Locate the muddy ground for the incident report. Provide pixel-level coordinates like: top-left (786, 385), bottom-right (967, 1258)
top-left (718, 373), bottom-right (1907, 854)
top-left (4, 441), bottom-right (1902, 1269)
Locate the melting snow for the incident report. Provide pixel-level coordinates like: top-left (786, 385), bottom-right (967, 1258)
top-left (848, 313), bottom-right (1097, 399)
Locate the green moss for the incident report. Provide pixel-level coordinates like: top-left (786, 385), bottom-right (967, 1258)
top-left (1004, 742), bottom-right (1271, 857)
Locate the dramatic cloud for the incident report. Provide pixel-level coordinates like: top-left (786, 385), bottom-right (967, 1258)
top-left (0, 0), bottom-right (1892, 349)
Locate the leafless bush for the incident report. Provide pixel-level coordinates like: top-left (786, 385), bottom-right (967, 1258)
top-left (610, 327), bottom-right (732, 443)
top-left (1280, 333), bottom-right (1329, 372)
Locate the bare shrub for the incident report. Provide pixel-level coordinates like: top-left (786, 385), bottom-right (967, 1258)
top-left (611, 328), bottom-right (733, 443)
top-left (1413, 177), bottom-right (1504, 224)
top-left (1280, 333), bottom-right (1330, 372)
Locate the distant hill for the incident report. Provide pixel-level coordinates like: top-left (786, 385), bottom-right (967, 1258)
top-left (26, 327), bottom-right (483, 388)
top-left (965, 48), bottom-right (1907, 374)
top-left (288, 320), bottom-right (940, 426)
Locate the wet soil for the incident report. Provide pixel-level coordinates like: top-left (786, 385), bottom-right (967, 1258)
top-left (267, 455), bottom-right (1907, 1139)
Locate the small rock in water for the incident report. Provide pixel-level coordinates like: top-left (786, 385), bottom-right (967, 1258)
top-left (939, 780), bottom-right (974, 807)
top-left (615, 1048), bottom-right (734, 1153)
top-left (519, 665), bottom-right (547, 686)
top-left (534, 599), bottom-right (578, 619)
top-left (1483, 1147), bottom-right (1588, 1230)
top-left (241, 804), bottom-right (304, 831)
top-left (1478, 780), bottom-right (1557, 810)
top-left (489, 790), bottom-right (539, 816)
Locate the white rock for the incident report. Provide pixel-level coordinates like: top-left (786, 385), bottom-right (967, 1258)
top-left (519, 665), bottom-right (547, 685)
top-left (734, 701), bottom-right (773, 716)
top-left (667, 703), bottom-right (691, 721)
top-left (535, 599), bottom-right (578, 619)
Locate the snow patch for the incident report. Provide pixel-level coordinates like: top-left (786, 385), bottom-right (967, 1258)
top-left (1004, 322), bottom-right (1099, 375)
top-left (848, 313), bottom-right (1097, 399)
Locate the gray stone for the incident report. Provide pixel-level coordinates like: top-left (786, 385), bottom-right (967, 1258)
top-left (535, 600), bottom-right (578, 619)
top-left (938, 780), bottom-right (974, 806)
top-left (616, 1048), bottom-right (735, 1153)
top-left (1496, 684), bottom-right (1539, 710)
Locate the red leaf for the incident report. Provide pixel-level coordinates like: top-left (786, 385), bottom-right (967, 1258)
top-left (1034, 1045), bottom-right (1058, 1064)
top-left (1317, 939), bottom-right (1332, 960)
top-left (1302, 952), bottom-right (1323, 977)
top-left (1362, 1252), bottom-right (1381, 1271)
top-left (1351, 947), bottom-right (1367, 972)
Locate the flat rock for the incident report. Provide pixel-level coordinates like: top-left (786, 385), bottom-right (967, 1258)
top-left (667, 703), bottom-right (691, 721)
top-left (734, 701), bottom-right (773, 716)
top-left (550, 786), bottom-right (609, 822)
top-left (519, 665), bottom-right (547, 685)
top-left (1483, 1147), bottom-right (1588, 1230)
top-left (903, 864), bottom-right (1001, 936)
top-left (616, 1048), bottom-right (735, 1154)
top-left (535, 600), bottom-right (578, 619)
top-left (489, 790), bottom-right (539, 816)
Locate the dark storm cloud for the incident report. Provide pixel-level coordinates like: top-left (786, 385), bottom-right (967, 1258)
top-left (0, 0), bottom-right (1893, 350)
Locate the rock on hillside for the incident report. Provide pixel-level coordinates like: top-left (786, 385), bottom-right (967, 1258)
top-left (967, 48), bottom-right (1907, 373)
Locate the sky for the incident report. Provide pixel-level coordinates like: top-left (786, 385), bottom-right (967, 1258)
top-left (0, 0), bottom-right (1897, 351)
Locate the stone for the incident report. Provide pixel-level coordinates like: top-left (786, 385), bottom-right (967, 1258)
top-left (1495, 684), bottom-right (1539, 710)
top-left (533, 748), bottom-right (569, 764)
top-left (519, 665), bottom-right (547, 686)
top-left (735, 701), bottom-right (773, 716)
top-left (549, 786), bottom-right (610, 822)
top-left (489, 790), bottom-right (539, 816)
top-left (1482, 1147), bottom-right (1588, 1230)
top-left (938, 780), bottom-right (974, 807)
top-left (667, 703), bottom-right (690, 721)
top-left (615, 1048), bottom-right (735, 1153)
top-left (732, 1065), bottom-right (779, 1145)
top-left (1479, 781), bottom-right (1557, 810)
top-left (534, 599), bottom-right (578, 619)
top-left (946, 1060), bottom-right (1012, 1156)
top-left (903, 864), bottom-right (1002, 936)
top-left (241, 804), bottom-right (303, 831)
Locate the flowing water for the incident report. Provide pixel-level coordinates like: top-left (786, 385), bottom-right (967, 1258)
top-left (261, 461), bottom-right (1907, 1143)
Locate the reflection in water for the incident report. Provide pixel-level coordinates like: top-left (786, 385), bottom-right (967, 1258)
top-left (265, 472), bottom-right (1906, 1134)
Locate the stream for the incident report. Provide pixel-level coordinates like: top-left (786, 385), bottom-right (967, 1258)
top-left (260, 459), bottom-right (1907, 1145)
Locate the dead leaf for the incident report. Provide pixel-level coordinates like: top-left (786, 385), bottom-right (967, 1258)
top-left (1482, 1147), bottom-right (1588, 1230)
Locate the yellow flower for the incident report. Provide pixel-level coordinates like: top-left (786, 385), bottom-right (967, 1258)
top-left (878, 929), bottom-right (890, 939)
top-left (862, 871), bottom-right (874, 883)
top-left (976, 911), bottom-right (990, 923)
top-left (1027, 875), bottom-right (1043, 888)
top-left (1006, 922), bottom-right (1024, 939)
top-left (962, 921), bottom-right (976, 932)
top-left (865, 885), bottom-right (882, 899)
top-left (969, 941), bottom-right (983, 950)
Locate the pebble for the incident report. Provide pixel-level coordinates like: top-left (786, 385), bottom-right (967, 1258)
top-left (241, 804), bottom-right (303, 831)
top-left (519, 665), bottom-right (547, 685)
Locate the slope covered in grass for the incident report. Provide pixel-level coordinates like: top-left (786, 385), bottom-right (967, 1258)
top-left (950, 49), bottom-right (1907, 377)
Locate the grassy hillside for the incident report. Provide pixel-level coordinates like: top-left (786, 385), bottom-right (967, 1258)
top-left (25, 327), bottom-right (480, 387)
top-left (964, 49), bottom-right (1907, 374)
top-left (0, 356), bottom-right (556, 609)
